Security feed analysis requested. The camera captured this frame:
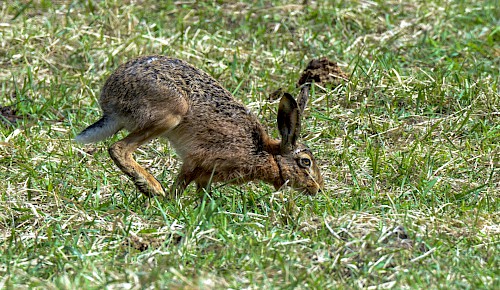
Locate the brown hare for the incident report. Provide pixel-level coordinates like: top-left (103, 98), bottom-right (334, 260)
top-left (75, 55), bottom-right (323, 197)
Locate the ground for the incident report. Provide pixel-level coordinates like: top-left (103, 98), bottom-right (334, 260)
top-left (0, 1), bottom-right (499, 289)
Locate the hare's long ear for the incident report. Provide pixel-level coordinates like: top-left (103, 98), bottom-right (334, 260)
top-left (277, 93), bottom-right (300, 154)
top-left (297, 83), bottom-right (311, 115)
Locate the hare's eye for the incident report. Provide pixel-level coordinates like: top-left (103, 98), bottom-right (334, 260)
top-left (298, 157), bottom-right (312, 168)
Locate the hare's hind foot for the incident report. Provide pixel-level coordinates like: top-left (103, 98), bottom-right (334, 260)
top-left (109, 139), bottom-right (166, 197)
top-left (108, 122), bottom-right (184, 197)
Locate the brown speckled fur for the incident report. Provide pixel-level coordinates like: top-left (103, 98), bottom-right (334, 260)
top-left (76, 55), bottom-right (323, 197)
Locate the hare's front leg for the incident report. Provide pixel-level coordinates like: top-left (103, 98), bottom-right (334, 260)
top-left (169, 159), bottom-right (215, 197)
top-left (170, 163), bottom-right (196, 198)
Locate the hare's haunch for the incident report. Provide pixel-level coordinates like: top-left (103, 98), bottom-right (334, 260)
top-left (76, 56), bottom-right (323, 197)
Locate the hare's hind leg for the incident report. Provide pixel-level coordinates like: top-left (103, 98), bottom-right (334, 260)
top-left (109, 120), bottom-right (181, 197)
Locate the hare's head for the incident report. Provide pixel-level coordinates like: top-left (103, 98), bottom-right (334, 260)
top-left (274, 91), bottom-right (324, 195)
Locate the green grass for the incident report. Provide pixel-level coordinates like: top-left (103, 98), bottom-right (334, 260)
top-left (1, 0), bottom-right (499, 288)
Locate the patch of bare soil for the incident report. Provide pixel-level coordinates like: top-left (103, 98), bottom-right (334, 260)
top-left (297, 57), bottom-right (349, 87)
top-left (269, 57), bottom-right (348, 101)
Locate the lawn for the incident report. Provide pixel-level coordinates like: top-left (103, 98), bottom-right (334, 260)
top-left (0, 0), bottom-right (498, 289)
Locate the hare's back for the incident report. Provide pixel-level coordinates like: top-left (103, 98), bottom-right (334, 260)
top-left (98, 56), bottom-right (213, 125)
top-left (100, 55), bottom-right (237, 109)
top-left (101, 56), bottom-right (204, 102)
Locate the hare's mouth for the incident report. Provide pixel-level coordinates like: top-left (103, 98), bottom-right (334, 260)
top-left (291, 183), bottom-right (321, 195)
top-left (305, 187), bottom-right (321, 195)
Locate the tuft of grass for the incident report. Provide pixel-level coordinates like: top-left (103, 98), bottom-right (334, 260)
top-left (1, 0), bottom-right (499, 289)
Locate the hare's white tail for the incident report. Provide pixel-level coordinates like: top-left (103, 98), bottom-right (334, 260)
top-left (75, 115), bottom-right (122, 144)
